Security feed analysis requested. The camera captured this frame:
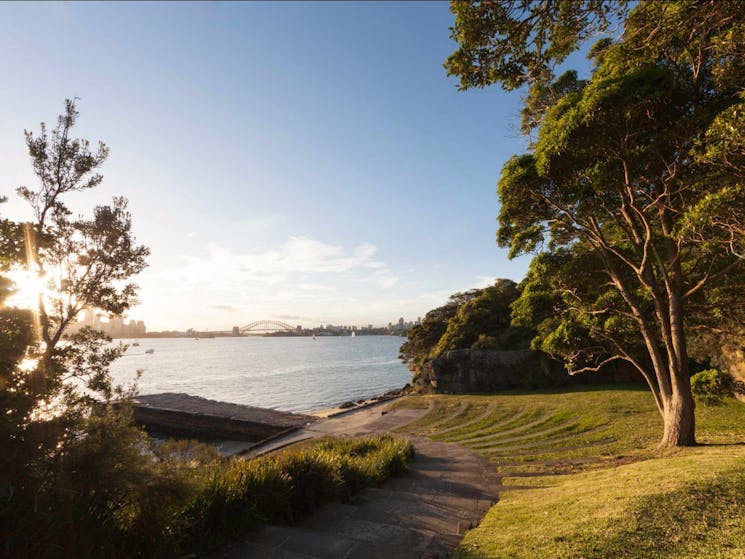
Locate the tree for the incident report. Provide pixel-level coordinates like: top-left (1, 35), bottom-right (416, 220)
top-left (1, 100), bottom-right (154, 556)
top-left (445, 0), bottom-right (629, 92)
top-left (16, 99), bottom-right (149, 371)
top-left (447, 1), bottom-right (745, 447)
top-left (435, 279), bottom-right (531, 353)
top-left (399, 288), bottom-right (483, 369)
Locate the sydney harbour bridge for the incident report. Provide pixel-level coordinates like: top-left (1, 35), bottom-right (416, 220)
top-left (239, 320), bottom-right (297, 334)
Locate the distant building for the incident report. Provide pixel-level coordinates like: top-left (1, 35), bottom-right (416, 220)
top-left (68, 309), bottom-right (146, 338)
top-left (232, 326), bottom-right (240, 336)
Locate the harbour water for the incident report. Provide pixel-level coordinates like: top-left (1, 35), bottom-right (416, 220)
top-left (109, 335), bottom-right (410, 413)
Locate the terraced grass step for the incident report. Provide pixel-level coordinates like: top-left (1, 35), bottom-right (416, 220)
top-left (433, 403), bottom-right (500, 436)
top-left (480, 427), bottom-right (615, 455)
top-left (418, 402), bottom-right (492, 436)
top-left (468, 416), bottom-right (608, 449)
top-left (450, 408), bottom-right (559, 444)
top-left (435, 406), bottom-right (528, 442)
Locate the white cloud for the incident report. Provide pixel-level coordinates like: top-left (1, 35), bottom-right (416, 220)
top-left (159, 237), bottom-right (387, 288)
top-left (135, 236), bottom-right (403, 327)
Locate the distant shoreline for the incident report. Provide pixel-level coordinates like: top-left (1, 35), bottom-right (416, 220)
top-left (112, 332), bottom-right (406, 339)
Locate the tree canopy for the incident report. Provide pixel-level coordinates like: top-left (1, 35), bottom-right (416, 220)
top-left (435, 279), bottom-right (531, 353)
top-left (399, 280), bottom-right (531, 377)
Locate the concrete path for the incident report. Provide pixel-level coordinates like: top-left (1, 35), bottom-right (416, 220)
top-left (240, 400), bottom-right (427, 458)
top-left (216, 401), bottom-right (502, 559)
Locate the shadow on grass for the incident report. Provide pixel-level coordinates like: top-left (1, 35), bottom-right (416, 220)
top-left (573, 467), bottom-right (745, 559)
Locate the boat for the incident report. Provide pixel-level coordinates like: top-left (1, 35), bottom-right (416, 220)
top-left (132, 342), bottom-right (140, 347)
top-left (351, 331), bottom-right (356, 337)
top-left (145, 349), bottom-right (155, 354)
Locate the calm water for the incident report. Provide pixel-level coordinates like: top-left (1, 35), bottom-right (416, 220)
top-left (109, 336), bottom-right (410, 413)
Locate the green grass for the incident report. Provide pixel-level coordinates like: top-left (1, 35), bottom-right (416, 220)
top-left (393, 386), bottom-right (745, 558)
top-left (395, 386), bottom-right (662, 473)
top-left (458, 446), bottom-right (745, 559)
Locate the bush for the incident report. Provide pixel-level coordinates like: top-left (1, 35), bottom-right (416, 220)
top-left (170, 434), bottom-right (413, 554)
top-left (3, 430), bottom-right (413, 558)
top-left (691, 369), bottom-right (745, 406)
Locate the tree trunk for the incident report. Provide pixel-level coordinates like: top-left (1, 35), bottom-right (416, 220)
top-left (660, 385), bottom-right (696, 447)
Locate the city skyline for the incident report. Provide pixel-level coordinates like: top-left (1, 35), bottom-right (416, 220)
top-left (72, 310), bottom-right (424, 335)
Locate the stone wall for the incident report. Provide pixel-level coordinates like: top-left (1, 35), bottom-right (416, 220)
top-left (414, 349), bottom-right (643, 394)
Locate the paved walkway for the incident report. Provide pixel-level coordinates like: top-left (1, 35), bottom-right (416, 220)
top-left (216, 401), bottom-right (502, 559)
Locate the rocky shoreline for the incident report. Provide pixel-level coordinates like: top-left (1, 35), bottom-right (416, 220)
top-left (309, 384), bottom-right (412, 418)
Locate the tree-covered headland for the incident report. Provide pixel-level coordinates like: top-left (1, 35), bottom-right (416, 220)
top-left (445, 0), bottom-right (745, 448)
top-left (399, 279), bottom-right (533, 378)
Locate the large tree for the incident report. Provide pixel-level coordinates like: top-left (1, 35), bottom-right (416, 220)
top-left (447, 1), bottom-right (745, 447)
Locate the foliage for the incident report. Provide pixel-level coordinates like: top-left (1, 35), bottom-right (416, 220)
top-left (173, 435), bottom-right (414, 554)
top-left (447, 0), bottom-right (745, 447)
top-left (1, 100), bottom-right (414, 559)
top-left (445, 0), bottom-right (628, 91)
top-left (435, 279), bottom-right (531, 353)
top-left (691, 369), bottom-right (745, 406)
top-left (400, 280), bottom-right (532, 380)
top-left (399, 288), bottom-right (483, 367)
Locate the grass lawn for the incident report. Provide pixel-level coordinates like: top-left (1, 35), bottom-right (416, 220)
top-left (392, 386), bottom-right (745, 558)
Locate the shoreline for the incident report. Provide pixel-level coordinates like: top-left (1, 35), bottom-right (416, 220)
top-left (306, 384), bottom-right (411, 418)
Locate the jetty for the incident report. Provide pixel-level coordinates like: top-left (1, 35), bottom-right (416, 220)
top-left (132, 393), bottom-right (317, 443)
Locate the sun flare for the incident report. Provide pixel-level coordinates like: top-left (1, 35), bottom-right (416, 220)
top-left (5, 266), bottom-right (54, 311)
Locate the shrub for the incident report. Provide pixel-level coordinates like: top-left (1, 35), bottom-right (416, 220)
top-left (168, 434), bottom-right (413, 554)
top-left (691, 369), bottom-right (745, 406)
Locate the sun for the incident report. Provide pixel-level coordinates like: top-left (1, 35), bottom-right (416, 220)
top-left (5, 265), bottom-right (50, 311)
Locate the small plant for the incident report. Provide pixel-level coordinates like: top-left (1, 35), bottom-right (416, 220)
top-left (691, 369), bottom-right (745, 406)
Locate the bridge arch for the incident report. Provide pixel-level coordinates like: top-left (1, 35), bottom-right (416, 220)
top-left (240, 320), bottom-right (296, 333)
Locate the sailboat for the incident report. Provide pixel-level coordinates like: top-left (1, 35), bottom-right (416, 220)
top-left (351, 331), bottom-right (356, 337)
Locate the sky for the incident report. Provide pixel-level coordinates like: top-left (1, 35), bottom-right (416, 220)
top-left (1, 1), bottom-right (542, 331)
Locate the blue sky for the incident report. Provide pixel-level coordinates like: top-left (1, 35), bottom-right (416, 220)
top-left (1, 1), bottom-right (540, 330)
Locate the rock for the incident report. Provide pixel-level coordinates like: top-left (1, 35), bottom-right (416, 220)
top-left (416, 349), bottom-right (643, 394)
top-left (339, 401), bottom-right (356, 409)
